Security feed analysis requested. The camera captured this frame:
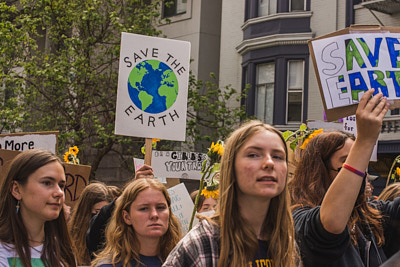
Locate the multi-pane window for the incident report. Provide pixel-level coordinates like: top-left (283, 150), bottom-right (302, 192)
top-left (255, 63), bottom-right (275, 124)
top-left (163, 0), bottom-right (187, 18)
top-left (258, 0), bottom-right (277, 17)
top-left (287, 60), bottom-right (304, 123)
top-left (290, 0), bottom-right (306, 12)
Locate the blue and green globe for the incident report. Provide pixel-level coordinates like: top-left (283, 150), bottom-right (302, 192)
top-left (127, 59), bottom-right (179, 114)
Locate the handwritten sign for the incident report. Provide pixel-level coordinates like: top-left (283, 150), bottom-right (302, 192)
top-left (311, 32), bottom-right (400, 110)
top-left (115, 32), bottom-right (191, 141)
top-left (167, 183), bottom-right (194, 234)
top-left (343, 115), bottom-right (377, 161)
top-left (0, 149), bottom-right (22, 181)
top-left (0, 149), bottom-right (90, 208)
top-left (63, 163), bottom-right (91, 207)
top-left (152, 150), bottom-right (207, 180)
top-left (0, 132), bottom-right (58, 153)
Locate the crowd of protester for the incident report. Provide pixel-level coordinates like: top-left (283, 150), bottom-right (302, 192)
top-left (0, 89), bottom-right (399, 266)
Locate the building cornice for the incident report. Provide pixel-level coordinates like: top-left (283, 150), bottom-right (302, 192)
top-left (236, 32), bottom-right (314, 55)
top-left (242, 11), bottom-right (313, 31)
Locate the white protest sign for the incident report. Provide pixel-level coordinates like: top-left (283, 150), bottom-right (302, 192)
top-left (133, 157), bottom-right (144, 172)
top-left (311, 32), bottom-right (400, 110)
top-left (167, 183), bottom-right (194, 234)
top-left (0, 132), bottom-right (58, 153)
top-left (152, 150), bottom-right (207, 180)
top-left (307, 120), bottom-right (343, 131)
top-left (133, 157), bottom-right (166, 183)
top-left (343, 115), bottom-right (377, 161)
top-left (115, 32), bottom-right (191, 141)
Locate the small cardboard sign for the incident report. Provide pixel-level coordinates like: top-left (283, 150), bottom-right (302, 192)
top-left (0, 149), bottom-right (23, 181)
top-left (309, 25), bottom-right (400, 121)
top-left (63, 163), bottom-right (91, 207)
top-left (167, 183), bottom-right (194, 234)
top-left (115, 32), bottom-right (191, 141)
top-left (152, 150), bottom-right (207, 180)
top-left (0, 131), bottom-right (58, 153)
top-left (0, 149), bottom-right (90, 208)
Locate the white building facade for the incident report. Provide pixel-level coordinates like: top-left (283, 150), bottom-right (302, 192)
top-left (157, 0), bottom-right (400, 175)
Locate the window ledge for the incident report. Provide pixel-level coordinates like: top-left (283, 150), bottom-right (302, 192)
top-left (236, 32), bottom-right (314, 55)
top-left (242, 11), bottom-right (313, 31)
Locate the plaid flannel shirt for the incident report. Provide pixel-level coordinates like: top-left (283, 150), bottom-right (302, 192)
top-left (163, 219), bottom-right (221, 267)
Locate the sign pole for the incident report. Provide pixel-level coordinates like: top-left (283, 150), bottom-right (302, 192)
top-left (144, 138), bottom-right (152, 166)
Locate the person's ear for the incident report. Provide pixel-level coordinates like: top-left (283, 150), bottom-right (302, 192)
top-left (122, 210), bottom-right (132, 225)
top-left (11, 181), bottom-right (22, 200)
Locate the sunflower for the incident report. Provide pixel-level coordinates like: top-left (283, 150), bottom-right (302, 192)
top-left (300, 129), bottom-right (323, 149)
top-left (190, 140), bottom-right (224, 230)
top-left (201, 188), bottom-right (219, 199)
top-left (64, 152), bottom-right (71, 163)
top-left (207, 141), bottom-right (224, 164)
top-left (69, 146), bottom-right (79, 155)
top-left (64, 146), bottom-right (80, 164)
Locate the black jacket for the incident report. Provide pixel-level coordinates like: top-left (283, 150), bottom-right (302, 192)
top-left (86, 199), bottom-right (116, 259)
top-left (292, 197), bottom-right (400, 267)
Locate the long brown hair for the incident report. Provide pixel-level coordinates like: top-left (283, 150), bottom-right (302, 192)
top-left (289, 131), bottom-right (384, 246)
top-left (0, 149), bottom-right (76, 267)
top-left (213, 120), bottom-right (298, 267)
top-left (69, 181), bottom-right (112, 265)
top-left (92, 178), bottom-right (181, 267)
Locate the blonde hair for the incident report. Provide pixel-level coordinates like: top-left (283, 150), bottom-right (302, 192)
top-left (212, 120), bottom-right (298, 267)
top-left (92, 178), bottom-right (181, 267)
top-left (108, 185), bottom-right (122, 199)
top-left (69, 181), bottom-right (112, 265)
top-left (378, 183), bottom-right (400, 202)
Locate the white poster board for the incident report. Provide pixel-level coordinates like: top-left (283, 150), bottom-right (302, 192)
top-left (115, 32), bottom-right (191, 141)
top-left (152, 150), bottom-right (207, 180)
top-left (311, 32), bottom-right (400, 110)
top-left (133, 157), bottom-right (145, 172)
top-left (343, 115), bottom-right (377, 161)
top-left (307, 120), bottom-right (343, 131)
top-left (0, 132), bottom-right (58, 153)
top-left (167, 183), bottom-right (194, 234)
top-left (133, 157), bottom-right (166, 183)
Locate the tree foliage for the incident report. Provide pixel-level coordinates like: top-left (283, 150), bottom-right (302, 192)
top-left (1, 0), bottom-right (163, 178)
top-left (0, 0), bottom-right (249, 179)
top-left (186, 72), bottom-right (250, 150)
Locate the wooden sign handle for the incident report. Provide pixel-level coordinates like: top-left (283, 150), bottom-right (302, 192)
top-left (144, 138), bottom-right (152, 166)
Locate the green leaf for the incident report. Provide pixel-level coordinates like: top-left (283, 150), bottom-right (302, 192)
top-left (282, 130), bottom-right (293, 141)
top-left (299, 123), bottom-right (308, 131)
top-left (289, 141), bottom-right (297, 152)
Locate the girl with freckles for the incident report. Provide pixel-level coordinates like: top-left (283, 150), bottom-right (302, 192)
top-left (163, 120), bottom-right (299, 267)
top-left (0, 149), bottom-right (76, 267)
top-left (92, 178), bottom-right (181, 267)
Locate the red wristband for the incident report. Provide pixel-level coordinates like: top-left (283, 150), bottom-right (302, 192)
top-left (342, 163), bottom-right (366, 178)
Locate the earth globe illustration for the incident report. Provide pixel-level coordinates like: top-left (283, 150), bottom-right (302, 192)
top-left (127, 59), bottom-right (179, 114)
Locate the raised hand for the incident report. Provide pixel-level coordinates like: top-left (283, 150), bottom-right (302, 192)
top-left (134, 164), bottom-right (154, 179)
top-left (356, 89), bottom-right (389, 146)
